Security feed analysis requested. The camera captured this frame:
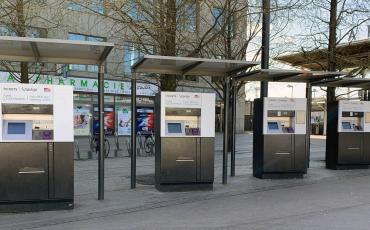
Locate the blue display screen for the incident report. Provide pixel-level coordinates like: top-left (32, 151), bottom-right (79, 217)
top-left (342, 122), bottom-right (352, 129)
top-left (168, 123), bottom-right (182, 133)
top-left (268, 122), bottom-right (279, 130)
top-left (8, 122), bottom-right (26, 134)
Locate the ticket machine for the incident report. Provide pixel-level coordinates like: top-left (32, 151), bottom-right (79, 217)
top-left (0, 83), bottom-right (74, 212)
top-left (326, 101), bottom-right (370, 169)
top-left (253, 97), bottom-right (308, 178)
top-left (155, 92), bottom-right (215, 190)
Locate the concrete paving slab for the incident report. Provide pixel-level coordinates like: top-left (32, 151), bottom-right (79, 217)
top-left (1, 133), bottom-right (370, 230)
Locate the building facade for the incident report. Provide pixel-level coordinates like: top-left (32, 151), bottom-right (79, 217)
top-left (0, 0), bottom-right (250, 158)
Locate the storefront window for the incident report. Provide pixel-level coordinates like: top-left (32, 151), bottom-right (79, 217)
top-left (74, 104), bottom-right (92, 136)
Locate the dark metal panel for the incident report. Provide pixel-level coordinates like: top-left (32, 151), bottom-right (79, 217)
top-left (294, 135), bottom-right (307, 172)
top-left (363, 133), bottom-right (370, 163)
top-left (222, 78), bottom-right (230, 184)
top-left (131, 72), bottom-right (137, 189)
top-left (253, 99), bottom-right (264, 177)
top-left (48, 143), bottom-right (55, 198)
top-left (0, 144), bottom-right (9, 200)
top-left (53, 143), bottom-right (74, 199)
top-left (326, 101), bottom-right (339, 169)
top-left (161, 137), bottom-right (197, 183)
top-left (231, 84), bottom-right (237, 176)
top-left (98, 65), bottom-right (105, 199)
top-left (154, 93), bottom-right (162, 185)
top-left (263, 135), bottom-right (293, 172)
top-left (200, 138), bottom-right (215, 182)
top-left (338, 133), bottom-right (364, 164)
top-left (196, 138), bottom-right (201, 181)
top-left (3, 143), bottom-right (48, 201)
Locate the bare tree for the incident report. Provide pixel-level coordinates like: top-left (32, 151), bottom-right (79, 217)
top-left (0, 0), bottom-right (66, 83)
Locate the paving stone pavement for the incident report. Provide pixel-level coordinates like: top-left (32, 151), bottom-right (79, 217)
top-left (1, 133), bottom-right (370, 230)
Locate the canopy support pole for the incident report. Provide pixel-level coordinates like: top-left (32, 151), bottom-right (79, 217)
top-left (223, 78), bottom-right (230, 184)
top-left (306, 83), bottom-right (312, 169)
top-left (131, 72), bottom-right (137, 189)
top-left (98, 64), bottom-right (105, 200)
top-left (260, 0), bottom-right (270, 97)
top-left (231, 80), bottom-right (237, 177)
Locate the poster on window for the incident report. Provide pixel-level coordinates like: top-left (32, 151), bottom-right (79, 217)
top-left (93, 105), bottom-right (115, 135)
top-left (117, 106), bottom-right (131, 135)
top-left (136, 107), bottom-right (154, 134)
top-left (73, 105), bottom-right (91, 136)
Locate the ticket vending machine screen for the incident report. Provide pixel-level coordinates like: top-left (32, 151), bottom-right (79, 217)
top-left (8, 122), bottom-right (26, 134)
top-left (342, 122), bottom-right (352, 130)
top-left (168, 122), bottom-right (182, 134)
top-left (268, 122), bottom-right (279, 130)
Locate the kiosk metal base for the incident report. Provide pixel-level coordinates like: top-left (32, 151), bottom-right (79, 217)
top-left (0, 200), bottom-right (74, 213)
top-left (327, 164), bottom-right (369, 170)
top-left (254, 173), bottom-right (305, 179)
top-left (155, 183), bottom-right (213, 192)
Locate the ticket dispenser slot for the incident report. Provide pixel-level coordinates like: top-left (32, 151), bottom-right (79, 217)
top-left (2, 104), bottom-right (54, 141)
top-left (165, 108), bottom-right (201, 136)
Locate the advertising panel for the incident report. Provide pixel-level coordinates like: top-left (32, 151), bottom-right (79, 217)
top-left (136, 107), bottom-right (154, 133)
top-left (73, 105), bottom-right (91, 136)
top-left (93, 105), bottom-right (115, 135)
top-left (117, 106), bottom-right (131, 135)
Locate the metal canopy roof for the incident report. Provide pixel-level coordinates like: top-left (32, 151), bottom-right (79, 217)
top-left (131, 55), bottom-right (259, 77)
top-left (275, 39), bottom-right (370, 70)
top-left (312, 77), bottom-right (370, 89)
top-left (0, 36), bottom-right (114, 65)
top-left (235, 69), bottom-right (347, 83)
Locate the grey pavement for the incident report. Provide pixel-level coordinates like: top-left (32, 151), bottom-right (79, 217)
top-left (1, 133), bottom-right (370, 230)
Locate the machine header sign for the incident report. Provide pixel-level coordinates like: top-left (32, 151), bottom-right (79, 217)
top-left (1, 84), bottom-right (53, 104)
top-left (0, 83), bottom-right (73, 142)
top-left (164, 92), bottom-right (202, 108)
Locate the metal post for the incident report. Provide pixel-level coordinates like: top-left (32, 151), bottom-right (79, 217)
top-left (131, 72), bottom-right (137, 189)
top-left (98, 64), bottom-right (105, 200)
top-left (306, 83), bottom-right (312, 169)
top-left (260, 0), bottom-right (270, 97)
top-left (231, 81), bottom-right (237, 176)
top-left (223, 78), bottom-right (230, 184)
top-left (367, 90), bottom-right (370, 101)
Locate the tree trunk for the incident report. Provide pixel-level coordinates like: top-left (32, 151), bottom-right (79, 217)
top-left (160, 0), bottom-right (177, 91)
top-left (20, 62), bottom-right (29, 83)
top-left (16, 0), bottom-right (29, 83)
top-left (327, 0), bottom-right (337, 102)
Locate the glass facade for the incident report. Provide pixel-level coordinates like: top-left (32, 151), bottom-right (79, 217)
top-left (123, 43), bottom-right (154, 74)
top-left (68, 33), bottom-right (106, 72)
top-left (68, 1), bottom-right (104, 14)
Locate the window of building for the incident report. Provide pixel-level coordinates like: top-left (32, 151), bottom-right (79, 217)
top-left (0, 25), bottom-right (46, 38)
top-left (176, 1), bottom-right (196, 31)
top-left (211, 7), bottom-right (235, 37)
top-left (123, 43), bottom-right (154, 74)
top-left (184, 3), bottom-right (196, 31)
top-left (126, 2), bottom-right (144, 21)
top-left (212, 7), bottom-right (224, 30)
top-left (68, 33), bottom-right (106, 72)
top-left (68, 0), bottom-right (104, 14)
